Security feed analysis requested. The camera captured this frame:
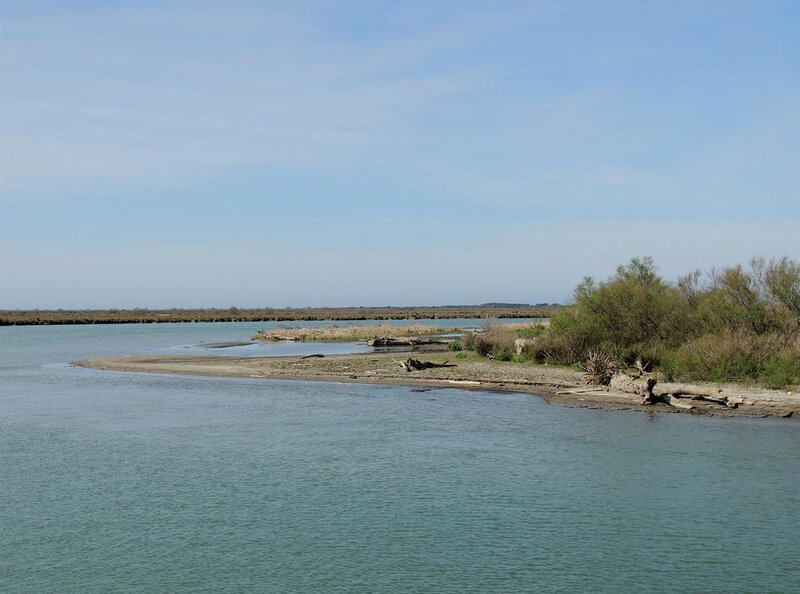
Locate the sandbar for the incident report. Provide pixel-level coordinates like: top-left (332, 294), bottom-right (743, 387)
top-left (72, 352), bottom-right (800, 418)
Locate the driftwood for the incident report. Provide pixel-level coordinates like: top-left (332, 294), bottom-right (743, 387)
top-left (396, 358), bottom-right (456, 372)
top-left (655, 394), bottom-right (696, 410)
top-left (300, 353), bottom-right (325, 359)
top-left (643, 379), bottom-right (740, 409)
top-left (663, 384), bottom-right (730, 405)
top-left (368, 337), bottom-right (447, 347)
top-left (255, 331), bottom-right (299, 341)
top-left (603, 365), bottom-right (744, 410)
top-left (609, 371), bottom-right (657, 399)
top-left (667, 384), bottom-right (722, 398)
top-left (654, 385), bottom-right (743, 409)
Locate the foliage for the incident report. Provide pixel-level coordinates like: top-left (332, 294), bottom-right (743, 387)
top-left (461, 324), bottom-right (521, 361)
top-left (525, 257), bottom-right (690, 366)
top-left (548, 256), bottom-right (800, 388)
top-left (460, 256), bottom-right (800, 388)
top-left (659, 330), bottom-right (800, 388)
top-left (515, 323), bottom-right (548, 339)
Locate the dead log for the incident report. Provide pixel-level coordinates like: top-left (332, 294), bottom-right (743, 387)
top-left (368, 337), bottom-right (447, 347)
top-left (670, 391), bottom-right (727, 406)
top-left (725, 395), bottom-right (753, 408)
top-left (397, 358), bottom-right (456, 372)
top-left (608, 369), bottom-right (735, 411)
top-left (608, 370), bottom-right (704, 411)
top-left (657, 394), bottom-right (695, 410)
top-left (660, 385), bottom-right (734, 407)
top-left (653, 385), bottom-right (743, 408)
top-left (666, 384), bottom-right (722, 398)
top-left (262, 334), bottom-right (299, 341)
top-left (609, 371), bottom-right (657, 399)
top-left (300, 353), bottom-right (325, 359)
top-left (609, 369), bottom-right (763, 412)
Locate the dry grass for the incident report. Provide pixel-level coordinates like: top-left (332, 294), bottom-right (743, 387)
top-left (584, 347), bottom-right (619, 385)
top-left (253, 323), bottom-right (452, 342)
top-left (493, 321), bottom-right (550, 331)
top-left (459, 322), bottom-right (548, 361)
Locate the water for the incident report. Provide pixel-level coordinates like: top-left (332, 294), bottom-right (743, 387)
top-left (1, 323), bottom-right (798, 592)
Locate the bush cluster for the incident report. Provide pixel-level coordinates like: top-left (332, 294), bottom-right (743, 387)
top-left (536, 256), bottom-right (800, 388)
top-left (460, 256), bottom-right (800, 388)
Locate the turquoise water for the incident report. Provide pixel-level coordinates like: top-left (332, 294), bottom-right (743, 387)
top-left (1, 323), bottom-right (798, 592)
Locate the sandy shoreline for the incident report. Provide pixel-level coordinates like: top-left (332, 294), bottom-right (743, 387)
top-left (72, 351), bottom-right (800, 418)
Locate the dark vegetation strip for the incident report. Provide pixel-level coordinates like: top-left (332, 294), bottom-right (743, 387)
top-left (0, 305), bottom-right (557, 326)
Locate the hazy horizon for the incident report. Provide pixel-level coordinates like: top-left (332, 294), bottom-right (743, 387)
top-left (3, 1), bottom-right (799, 308)
top-left (0, 303), bottom-right (558, 312)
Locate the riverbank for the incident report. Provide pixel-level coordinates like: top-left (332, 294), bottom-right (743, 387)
top-left (73, 351), bottom-right (800, 418)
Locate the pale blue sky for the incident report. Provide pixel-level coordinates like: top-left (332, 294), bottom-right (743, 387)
top-left (2, 1), bottom-right (799, 308)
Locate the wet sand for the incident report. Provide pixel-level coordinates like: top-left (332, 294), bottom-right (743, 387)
top-left (73, 352), bottom-right (800, 418)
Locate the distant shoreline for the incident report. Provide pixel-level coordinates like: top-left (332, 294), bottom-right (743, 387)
top-left (0, 306), bottom-right (556, 326)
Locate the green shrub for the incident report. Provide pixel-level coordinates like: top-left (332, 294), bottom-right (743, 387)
top-left (761, 354), bottom-right (800, 390)
top-left (461, 332), bottom-right (478, 351)
top-left (490, 343), bottom-right (515, 361)
top-left (447, 341), bottom-right (463, 352)
top-left (658, 330), bottom-right (800, 388)
top-left (455, 256), bottom-right (800, 388)
top-left (516, 324), bottom-right (547, 339)
top-left (473, 335), bottom-right (493, 357)
top-left (528, 325), bottom-right (591, 365)
top-left (538, 255), bottom-right (800, 387)
top-left (460, 324), bottom-right (523, 362)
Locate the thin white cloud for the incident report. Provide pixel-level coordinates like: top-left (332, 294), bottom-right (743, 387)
top-left (1, 1), bottom-right (797, 227)
top-left (0, 2), bottom-right (519, 199)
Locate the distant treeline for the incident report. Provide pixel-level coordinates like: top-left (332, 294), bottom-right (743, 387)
top-left (0, 305), bottom-right (558, 326)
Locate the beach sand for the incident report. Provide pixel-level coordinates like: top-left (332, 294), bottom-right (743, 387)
top-left (73, 352), bottom-right (800, 418)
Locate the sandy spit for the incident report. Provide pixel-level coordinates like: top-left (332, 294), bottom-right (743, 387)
top-left (72, 352), bottom-right (800, 419)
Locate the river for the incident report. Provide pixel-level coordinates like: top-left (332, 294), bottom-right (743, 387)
top-left (1, 321), bottom-right (798, 592)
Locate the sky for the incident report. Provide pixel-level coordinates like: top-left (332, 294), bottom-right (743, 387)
top-left (2, 0), bottom-right (799, 308)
